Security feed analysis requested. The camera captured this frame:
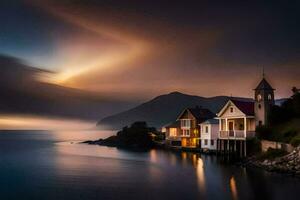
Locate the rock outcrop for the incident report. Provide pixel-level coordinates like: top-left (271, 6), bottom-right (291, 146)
top-left (250, 147), bottom-right (300, 177)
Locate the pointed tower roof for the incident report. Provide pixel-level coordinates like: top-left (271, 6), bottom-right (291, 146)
top-left (255, 78), bottom-right (275, 90)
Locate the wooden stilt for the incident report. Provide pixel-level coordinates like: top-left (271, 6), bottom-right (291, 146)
top-left (244, 140), bottom-right (247, 157)
top-left (221, 140), bottom-right (224, 154)
top-left (234, 140), bottom-right (237, 153)
top-left (216, 140), bottom-right (218, 155)
top-left (240, 141), bottom-right (243, 157)
top-left (217, 140), bottom-right (220, 155)
top-left (227, 139), bottom-right (230, 154)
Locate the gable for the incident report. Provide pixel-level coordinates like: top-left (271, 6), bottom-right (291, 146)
top-left (177, 109), bottom-right (196, 120)
top-left (218, 101), bottom-right (246, 118)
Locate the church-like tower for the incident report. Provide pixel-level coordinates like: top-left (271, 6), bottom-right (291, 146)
top-left (254, 74), bottom-right (275, 126)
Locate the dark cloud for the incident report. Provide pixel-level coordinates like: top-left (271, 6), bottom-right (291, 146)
top-left (0, 55), bottom-right (137, 119)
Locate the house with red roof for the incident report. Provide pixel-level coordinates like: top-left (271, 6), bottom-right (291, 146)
top-left (216, 75), bottom-right (275, 156)
top-left (216, 99), bottom-right (256, 140)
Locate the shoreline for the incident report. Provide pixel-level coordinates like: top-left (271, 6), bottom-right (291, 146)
top-left (241, 147), bottom-right (300, 178)
top-left (83, 138), bottom-right (300, 178)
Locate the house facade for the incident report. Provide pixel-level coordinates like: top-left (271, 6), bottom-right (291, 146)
top-left (165, 121), bottom-right (181, 147)
top-left (199, 119), bottom-right (219, 151)
top-left (217, 99), bottom-right (256, 140)
top-left (216, 76), bottom-right (275, 156)
top-left (177, 107), bottom-right (216, 148)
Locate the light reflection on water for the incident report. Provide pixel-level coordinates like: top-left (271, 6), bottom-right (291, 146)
top-left (230, 176), bottom-right (238, 200)
top-left (196, 158), bottom-right (206, 193)
top-left (0, 130), bottom-right (300, 200)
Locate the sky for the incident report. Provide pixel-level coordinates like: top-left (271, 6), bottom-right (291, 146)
top-left (0, 0), bottom-right (299, 101)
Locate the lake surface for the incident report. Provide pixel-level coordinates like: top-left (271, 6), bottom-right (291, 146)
top-left (0, 130), bottom-right (299, 200)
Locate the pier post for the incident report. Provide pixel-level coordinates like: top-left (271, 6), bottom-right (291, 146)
top-left (240, 141), bottom-right (243, 157)
top-left (221, 140), bottom-right (224, 154)
top-left (234, 140), bottom-right (237, 154)
top-left (216, 140), bottom-right (219, 155)
top-left (244, 140), bottom-right (247, 157)
top-left (227, 139), bottom-right (230, 154)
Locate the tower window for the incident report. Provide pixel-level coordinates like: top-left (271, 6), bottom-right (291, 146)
top-left (258, 104), bottom-right (261, 109)
top-left (257, 94), bottom-right (262, 101)
top-left (268, 94), bottom-right (272, 100)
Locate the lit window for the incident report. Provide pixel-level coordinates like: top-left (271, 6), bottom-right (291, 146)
top-left (257, 94), bottom-right (262, 101)
top-left (169, 128), bottom-right (177, 137)
top-left (182, 129), bottom-right (190, 136)
top-left (268, 94), bottom-right (272, 100)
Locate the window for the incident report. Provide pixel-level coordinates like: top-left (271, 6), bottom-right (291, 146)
top-left (181, 119), bottom-right (191, 128)
top-left (193, 129), bottom-right (199, 135)
top-left (205, 126), bottom-right (209, 133)
top-left (169, 128), bottom-right (177, 137)
top-left (268, 94), bottom-right (272, 100)
top-left (239, 123), bottom-right (244, 130)
top-left (204, 139), bottom-right (208, 145)
top-left (259, 121), bottom-right (262, 126)
top-left (258, 104), bottom-right (261, 109)
top-left (211, 140), bottom-right (214, 146)
top-left (257, 94), bottom-right (262, 101)
top-left (182, 129), bottom-right (190, 136)
top-left (230, 107), bottom-right (234, 113)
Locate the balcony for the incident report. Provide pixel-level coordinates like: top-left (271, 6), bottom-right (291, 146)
top-left (219, 130), bottom-right (255, 139)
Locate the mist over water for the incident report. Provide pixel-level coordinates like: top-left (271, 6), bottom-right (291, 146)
top-left (0, 130), bottom-right (299, 200)
top-left (0, 115), bottom-right (98, 130)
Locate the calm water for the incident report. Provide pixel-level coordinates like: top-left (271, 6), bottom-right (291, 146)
top-left (0, 130), bottom-right (299, 200)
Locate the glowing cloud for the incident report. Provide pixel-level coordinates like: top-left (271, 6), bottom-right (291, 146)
top-left (29, 0), bottom-right (151, 87)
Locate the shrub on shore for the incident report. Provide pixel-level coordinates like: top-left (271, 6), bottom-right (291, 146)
top-left (290, 136), bottom-right (300, 147)
top-left (84, 121), bottom-right (164, 150)
top-left (258, 148), bottom-right (288, 161)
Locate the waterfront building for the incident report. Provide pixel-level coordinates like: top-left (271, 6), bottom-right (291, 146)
top-left (170, 106), bottom-right (216, 148)
top-left (216, 75), bottom-right (275, 156)
top-left (199, 119), bottom-right (219, 151)
top-left (165, 121), bottom-right (181, 147)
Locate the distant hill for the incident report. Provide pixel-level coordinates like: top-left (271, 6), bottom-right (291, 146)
top-left (98, 92), bottom-right (287, 129)
top-left (97, 92), bottom-right (252, 129)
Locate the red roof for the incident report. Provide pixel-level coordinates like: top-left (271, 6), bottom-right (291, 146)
top-left (231, 100), bottom-right (254, 116)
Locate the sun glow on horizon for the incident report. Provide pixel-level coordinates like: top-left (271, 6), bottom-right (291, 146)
top-left (0, 115), bottom-right (96, 130)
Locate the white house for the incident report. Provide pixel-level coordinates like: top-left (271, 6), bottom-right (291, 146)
top-left (215, 75), bottom-right (275, 156)
top-left (199, 119), bottom-right (219, 151)
top-left (216, 99), bottom-right (256, 140)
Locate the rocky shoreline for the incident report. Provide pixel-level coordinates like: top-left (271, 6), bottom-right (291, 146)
top-left (243, 146), bottom-right (300, 178)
